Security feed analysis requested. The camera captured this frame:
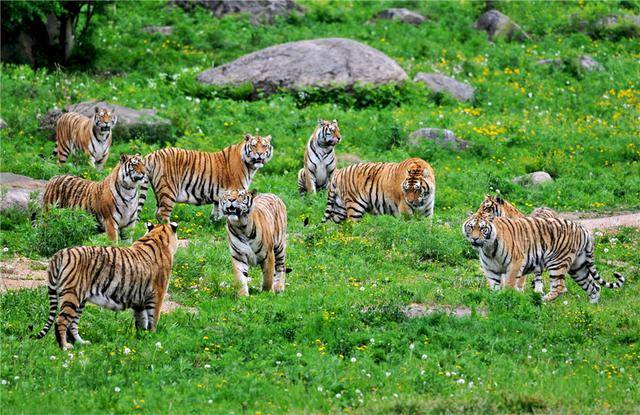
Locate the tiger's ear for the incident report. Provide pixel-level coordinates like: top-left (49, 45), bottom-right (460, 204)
top-left (169, 222), bottom-right (178, 233)
top-left (317, 118), bottom-right (324, 126)
top-left (94, 106), bottom-right (99, 114)
top-left (331, 119), bottom-right (338, 125)
top-left (145, 222), bottom-right (154, 232)
top-left (263, 135), bottom-right (272, 142)
top-left (120, 153), bottom-right (128, 163)
top-left (495, 196), bottom-right (504, 204)
top-left (244, 133), bottom-right (253, 141)
top-left (465, 210), bottom-right (474, 217)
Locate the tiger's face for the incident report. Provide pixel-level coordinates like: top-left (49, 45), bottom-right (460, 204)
top-left (93, 107), bottom-right (117, 134)
top-left (144, 221), bottom-right (179, 255)
top-left (462, 212), bottom-right (495, 249)
top-left (401, 168), bottom-right (433, 209)
top-left (477, 195), bottom-right (502, 219)
top-left (243, 134), bottom-right (273, 169)
top-left (221, 189), bottom-right (256, 222)
top-left (119, 153), bottom-right (147, 186)
top-left (315, 119), bottom-right (341, 147)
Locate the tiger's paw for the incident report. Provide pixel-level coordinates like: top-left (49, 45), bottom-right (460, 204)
top-left (533, 282), bottom-right (544, 294)
top-left (62, 344), bottom-right (74, 350)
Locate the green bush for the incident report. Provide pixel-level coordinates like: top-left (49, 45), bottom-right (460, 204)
top-left (32, 208), bottom-right (97, 257)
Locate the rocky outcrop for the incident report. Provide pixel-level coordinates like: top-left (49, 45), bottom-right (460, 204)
top-left (0, 173), bottom-right (47, 212)
top-left (197, 38), bottom-right (408, 94)
top-left (474, 10), bottom-right (530, 42)
top-left (375, 8), bottom-right (427, 25)
top-left (39, 101), bottom-right (173, 143)
top-left (172, 0), bottom-right (304, 24)
top-left (413, 73), bottom-right (475, 102)
top-left (536, 55), bottom-right (603, 71)
top-left (407, 128), bottom-right (470, 151)
top-left (512, 171), bottom-right (553, 187)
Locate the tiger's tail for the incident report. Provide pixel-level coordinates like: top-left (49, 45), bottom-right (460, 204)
top-left (589, 265), bottom-right (625, 289)
top-left (137, 155), bottom-right (154, 218)
top-left (35, 257), bottom-right (60, 339)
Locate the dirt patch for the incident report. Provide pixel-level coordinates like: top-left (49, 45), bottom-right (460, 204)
top-left (573, 213), bottom-right (640, 231)
top-left (403, 302), bottom-right (488, 319)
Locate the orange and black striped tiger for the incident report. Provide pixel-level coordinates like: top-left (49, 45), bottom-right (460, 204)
top-left (35, 222), bottom-right (178, 349)
top-left (221, 189), bottom-right (288, 297)
top-left (462, 211), bottom-right (624, 303)
top-left (137, 133), bottom-right (273, 223)
top-left (43, 154), bottom-right (146, 241)
top-left (322, 157), bottom-right (435, 223)
top-left (53, 107), bottom-right (117, 170)
top-left (297, 119), bottom-right (341, 195)
top-left (476, 195), bottom-right (559, 292)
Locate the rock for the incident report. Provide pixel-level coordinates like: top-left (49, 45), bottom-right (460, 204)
top-left (39, 101), bottom-right (173, 143)
top-left (572, 14), bottom-right (640, 39)
top-left (536, 58), bottom-right (563, 67)
top-left (408, 128), bottom-right (470, 151)
top-left (413, 73), bottom-right (475, 102)
top-left (578, 55), bottom-right (603, 71)
top-left (143, 26), bottom-right (173, 36)
top-left (474, 10), bottom-right (530, 42)
top-left (172, 0), bottom-right (304, 24)
top-left (375, 8), bottom-right (427, 25)
top-left (0, 173), bottom-right (47, 212)
top-left (197, 38), bottom-right (407, 93)
top-left (0, 118), bottom-right (6, 130)
top-left (337, 153), bottom-right (363, 167)
top-left (512, 171), bottom-right (553, 187)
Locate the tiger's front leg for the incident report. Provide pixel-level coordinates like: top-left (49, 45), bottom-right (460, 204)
top-left (104, 218), bottom-right (118, 242)
top-left (231, 256), bottom-right (250, 297)
top-left (134, 308), bottom-right (149, 330)
top-left (210, 200), bottom-right (223, 221)
top-left (483, 269), bottom-right (501, 291)
top-left (503, 257), bottom-right (525, 290)
top-left (94, 153), bottom-right (108, 171)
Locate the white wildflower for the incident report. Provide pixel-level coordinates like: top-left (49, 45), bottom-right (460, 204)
top-left (114, 387), bottom-right (121, 393)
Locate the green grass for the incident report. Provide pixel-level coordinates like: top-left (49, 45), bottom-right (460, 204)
top-left (1, 1), bottom-right (639, 413)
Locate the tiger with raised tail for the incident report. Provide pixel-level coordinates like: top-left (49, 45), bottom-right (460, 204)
top-left (322, 157), bottom-right (435, 223)
top-left (34, 222), bottom-right (178, 349)
top-left (221, 189), bottom-right (288, 297)
top-left (297, 119), bottom-right (341, 195)
top-left (43, 153), bottom-right (146, 241)
top-left (53, 106), bottom-right (117, 170)
top-left (462, 211), bottom-right (624, 303)
top-left (476, 195), bottom-right (560, 292)
top-left (137, 133), bottom-right (272, 223)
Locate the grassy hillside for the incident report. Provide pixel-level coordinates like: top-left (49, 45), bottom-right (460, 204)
top-left (1, 1), bottom-right (639, 413)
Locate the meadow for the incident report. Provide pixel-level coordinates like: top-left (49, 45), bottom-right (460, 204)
top-left (1, 1), bottom-right (639, 413)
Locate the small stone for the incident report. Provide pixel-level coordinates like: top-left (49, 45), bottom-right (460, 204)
top-left (375, 8), bottom-right (427, 26)
top-left (512, 171), bottom-right (554, 187)
top-left (407, 128), bottom-right (470, 151)
top-left (413, 73), bottom-right (475, 102)
top-left (474, 10), bottom-right (530, 42)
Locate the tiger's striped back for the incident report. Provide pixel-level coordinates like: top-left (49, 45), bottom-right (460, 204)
top-left (53, 107), bottom-right (116, 170)
top-left (477, 195), bottom-right (558, 219)
top-left (297, 119), bottom-right (341, 195)
top-left (137, 134), bottom-right (273, 223)
top-left (43, 154), bottom-right (146, 241)
top-left (35, 222), bottom-right (178, 349)
top-left (462, 213), bottom-right (624, 303)
top-left (322, 157), bottom-right (435, 223)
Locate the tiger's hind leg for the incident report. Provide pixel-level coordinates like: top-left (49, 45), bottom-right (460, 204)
top-left (261, 250), bottom-right (275, 292)
top-left (569, 261), bottom-right (601, 304)
top-left (155, 194), bottom-right (176, 223)
top-left (55, 296), bottom-right (80, 349)
top-left (67, 301), bottom-right (89, 345)
top-left (297, 168), bottom-right (308, 196)
top-left (273, 243), bottom-right (287, 293)
top-left (134, 307), bottom-right (149, 330)
top-left (345, 200), bottom-right (365, 222)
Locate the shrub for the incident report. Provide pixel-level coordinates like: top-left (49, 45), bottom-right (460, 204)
top-left (32, 208), bottom-right (97, 257)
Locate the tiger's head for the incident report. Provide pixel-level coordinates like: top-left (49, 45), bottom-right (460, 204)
top-left (401, 166), bottom-right (433, 209)
top-left (93, 106), bottom-right (117, 135)
top-left (243, 134), bottom-right (273, 169)
top-left (119, 153), bottom-right (147, 187)
top-left (144, 221), bottom-right (178, 256)
top-left (314, 119), bottom-right (341, 147)
top-left (220, 189), bottom-right (257, 223)
top-left (476, 194), bottom-right (522, 219)
top-left (462, 211), bottom-right (495, 249)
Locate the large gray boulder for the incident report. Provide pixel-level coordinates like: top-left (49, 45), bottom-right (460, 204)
top-left (197, 38), bottom-right (408, 93)
top-left (413, 73), bottom-right (475, 102)
top-left (408, 128), bottom-right (470, 151)
top-left (474, 10), bottom-right (530, 42)
top-left (0, 173), bottom-right (47, 212)
top-left (512, 171), bottom-right (553, 187)
top-left (375, 8), bottom-right (427, 25)
top-left (173, 0), bottom-right (304, 24)
top-left (536, 55), bottom-right (603, 72)
top-left (39, 101), bottom-right (173, 143)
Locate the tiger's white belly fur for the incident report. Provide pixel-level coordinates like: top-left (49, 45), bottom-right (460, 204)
top-left (314, 164), bottom-right (328, 188)
top-left (88, 294), bottom-right (126, 311)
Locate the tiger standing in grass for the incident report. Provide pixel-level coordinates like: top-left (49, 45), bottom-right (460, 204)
top-left (43, 153), bottom-right (146, 242)
top-left (322, 157), bottom-right (435, 223)
top-left (221, 189), bottom-right (288, 297)
top-left (475, 194), bottom-right (559, 292)
top-left (297, 119), bottom-right (341, 195)
top-left (53, 106), bottom-right (117, 170)
top-left (462, 211), bottom-right (624, 303)
top-left (137, 133), bottom-right (272, 223)
top-left (35, 222), bottom-right (178, 349)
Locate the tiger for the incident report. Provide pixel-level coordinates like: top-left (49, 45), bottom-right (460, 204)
top-left (137, 133), bottom-right (273, 223)
top-left (297, 119), bottom-right (341, 195)
top-left (53, 106), bottom-right (117, 170)
top-left (43, 154), bottom-right (146, 242)
top-left (221, 189), bottom-right (288, 297)
top-left (322, 157), bottom-right (435, 223)
top-left (476, 195), bottom-right (560, 292)
top-left (34, 222), bottom-right (178, 349)
top-left (462, 211), bottom-right (625, 303)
